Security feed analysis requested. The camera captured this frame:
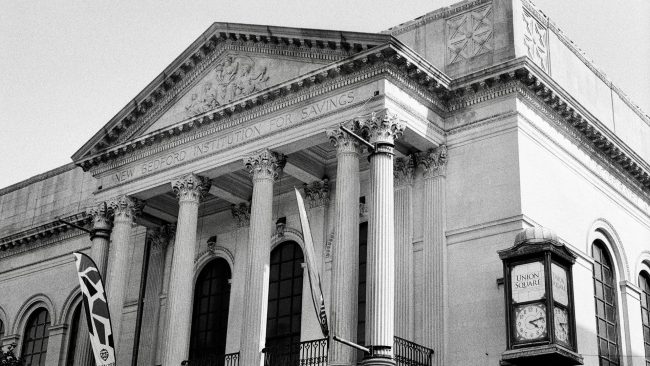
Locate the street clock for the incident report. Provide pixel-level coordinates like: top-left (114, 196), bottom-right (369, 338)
top-left (498, 227), bottom-right (583, 366)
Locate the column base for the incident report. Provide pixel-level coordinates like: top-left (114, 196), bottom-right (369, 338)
top-left (359, 356), bottom-right (396, 366)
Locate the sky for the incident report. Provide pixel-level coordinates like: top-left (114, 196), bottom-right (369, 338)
top-left (1, 0), bottom-right (648, 189)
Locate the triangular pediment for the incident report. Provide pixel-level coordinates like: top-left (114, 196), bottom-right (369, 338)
top-left (141, 51), bottom-right (330, 135)
top-left (72, 23), bottom-right (393, 163)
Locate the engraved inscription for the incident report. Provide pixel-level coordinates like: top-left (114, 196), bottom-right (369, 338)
top-left (106, 90), bottom-right (361, 187)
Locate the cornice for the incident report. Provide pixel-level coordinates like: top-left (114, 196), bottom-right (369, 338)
top-left (385, 0), bottom-right (492, 36)
top-left (0, 163), bottom-right (77, 196)
top-left (79, 45), bottom-right (451, 174)
top-left (521, 0), bottom-right (649, 125)
top-left (0, 211), bottom-right (90, 254)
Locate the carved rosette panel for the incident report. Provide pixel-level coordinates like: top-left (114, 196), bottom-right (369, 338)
top-left (417, 145), bottom-right (449, 178)
top-left (148, 224), bottom-right (176, 254)
top-left (243, 149), bottom-right (286, 181)
top-left (107, 195), bottom-right (144, 221)
top-left (326, 122), bottom-right (364, 155)
top-left (172, 174), bottom-right (211, 202)
top-left (357, 111), bottom-right (405, 148)
top-left (394, 155), bottom-right (416, 187)
top-left (231, 202), bottom-right (251, 227)
top-left (303, 179), bottom-right (330, 208)
top-left (447, 5), bottom-right (494, 64)
top-left (185, 54), bottom-right (271, 117)
top-left (523, 10), bottom-right (549, 72)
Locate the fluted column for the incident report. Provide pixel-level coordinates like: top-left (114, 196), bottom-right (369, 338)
top-left (417, 145), bottom-right (448, 366)
top-left (359, 112), bottom-right (404, 366)
top-left (162, 174), bottom-right (210, 366)
top-left (155, 225), bottom-right (176, 365)
top-left (326, 125), bottom-right (361, 366)
top-left (393, 155), bottom-right (415, 340)
top-left (239, 149), bottom-right (286, 366)
top-left (72, 203), bottom-right (113, 366)
top-left (106, 195), bottom-right (143, 352)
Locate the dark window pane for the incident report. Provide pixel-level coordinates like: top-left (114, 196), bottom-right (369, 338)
top-left (189, 258), bottom-right (231, 359)
top-left (639, 272), bottom-right (650, 365)
top-left (265, 241), bottom-right (304, 363)
top-left (21, 308), bottom-right (50, 366)
top-left (592, 241), bottom-right (620, 366)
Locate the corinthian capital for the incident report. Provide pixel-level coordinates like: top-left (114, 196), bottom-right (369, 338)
top-left (172, 173), bottom-right (211, 202)
top-left (108, 195), bottom-right (144, 221)
top-left (148, 224), bottom-right (176, 254)
top-left (303, 179), bottom-right (330, 208)
top-left (394, 155), bottom-right (415, 186)
top-left (357, 111), bottom-right (405, 147)
top-left (326, 121), bottom-right (364, 155)
top-left (87, 202), bottom-right (113, 239)
top-left (243, 149), bottom-right (286, 181)
top-left (231, 202), bottom-right (251, 227)
top-left (417, 145), bottom-right (448, 178)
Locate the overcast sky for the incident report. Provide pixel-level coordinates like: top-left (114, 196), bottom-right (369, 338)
top-left (1, 0), bottom-right (648, 189)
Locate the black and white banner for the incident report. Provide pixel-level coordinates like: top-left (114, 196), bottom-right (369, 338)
top-left (294, 188), bottom-right (330, 337)
top-left (73, 252), bottom-right (116, 366)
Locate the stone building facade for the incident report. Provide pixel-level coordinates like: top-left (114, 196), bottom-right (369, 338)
top-left (1, 0), bottom-right (649, 365)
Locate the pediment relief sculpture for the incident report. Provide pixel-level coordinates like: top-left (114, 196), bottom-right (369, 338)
top-left (185, 55), bottom-right (272, 116)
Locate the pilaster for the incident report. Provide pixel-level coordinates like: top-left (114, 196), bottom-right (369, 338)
top-left (44, 324), bottom-right (67, 366)
top-left (393, 155), bottom-right (415, 340)
top-left (359, 112), bottom-right (404, 366)
top-left (162, 174), bottom-right (210, 366)
top-left (416, 145), bottom-right (448, 366)
top-left (326, 123), bottom-right (362, 366)
top-left (239, 149), bottom-right (285, 366)
top-left (155, 224), bottom-right (176, 365)
top-left (106, 195), bottom-right (143, 352)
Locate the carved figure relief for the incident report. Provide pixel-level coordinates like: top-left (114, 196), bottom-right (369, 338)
top-left (447, 5), bottom-right (493, 64)
top-left (523, 10), bottom-right (549, 72)
top-left (185, 55), bottom-right (271, 116)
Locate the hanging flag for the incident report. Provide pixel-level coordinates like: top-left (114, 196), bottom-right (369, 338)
top-left (73, 252), bottom-right (116, 366)
top-left (294, 188), bottom-right (330, 337)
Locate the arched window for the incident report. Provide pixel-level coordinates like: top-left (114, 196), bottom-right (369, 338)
top-left (266, 241), bottom-right (304, 363)
top-left (21, 308), bottom-right (51, 366)
top-left (65, 304), bottom-right (82, 366)
top-left (592, 240), bottom-right (620, 366)
top-left (0, 318), bottom-right (4, 339)
top-left (639, 271), bottom-right (650, 366)
top-left (189, 257), bottom-right (232, 360)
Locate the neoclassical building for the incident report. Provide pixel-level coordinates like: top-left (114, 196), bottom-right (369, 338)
top-left (1, 0), bottom-right (649, 365)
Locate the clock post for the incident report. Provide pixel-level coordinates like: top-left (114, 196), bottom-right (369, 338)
top-left (498, 227), bottom-right (583, 366)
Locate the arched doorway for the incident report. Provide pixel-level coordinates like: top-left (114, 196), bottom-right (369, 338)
top-left (265, 241), bottom-right (304, 365)
top-left (189, 257), bottom-right (232, 361)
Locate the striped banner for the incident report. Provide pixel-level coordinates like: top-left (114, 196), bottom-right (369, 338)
top-left (73, 252), bottom-right (116, 366)
top-left (294, 188), bottom-right (330, 337)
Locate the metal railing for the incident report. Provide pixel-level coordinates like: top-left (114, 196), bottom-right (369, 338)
top-left (394, 336), bottom-right (434, 366)
top-left (263, 338), bottom-right (328, 366)
top-left (181, 352), bottom-right (239, 366)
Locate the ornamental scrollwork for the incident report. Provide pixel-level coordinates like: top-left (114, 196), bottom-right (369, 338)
top-left (107, 195), bottom-right (144, 221)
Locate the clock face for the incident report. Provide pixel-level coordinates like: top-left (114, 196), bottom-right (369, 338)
top-left (554, 307), bottom-right (570, 344)
top-left (515, 303), bottom-right (547, 341)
